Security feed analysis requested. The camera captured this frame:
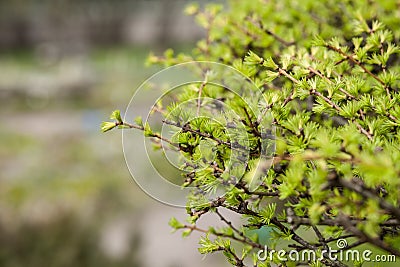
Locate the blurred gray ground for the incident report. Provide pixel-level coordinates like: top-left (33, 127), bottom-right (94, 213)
top-left (0, 1), bottom-right (229, 267)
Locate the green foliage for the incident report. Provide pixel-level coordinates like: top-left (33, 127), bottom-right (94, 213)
top-left (169, 217), bottom-right (185, 232)
top-left (101, 121), bottom-right (117, 133)
top-left (105, 0), bottom-right (400, 266)
top-left (101, 110), bottom-right (122, 132)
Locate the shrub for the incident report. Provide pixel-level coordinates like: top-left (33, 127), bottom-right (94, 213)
top-left (103, 0), bottom-right (400, 266)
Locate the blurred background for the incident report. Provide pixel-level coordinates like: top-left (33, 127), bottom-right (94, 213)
top-left (0, 0), bottom-right (229, 266)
